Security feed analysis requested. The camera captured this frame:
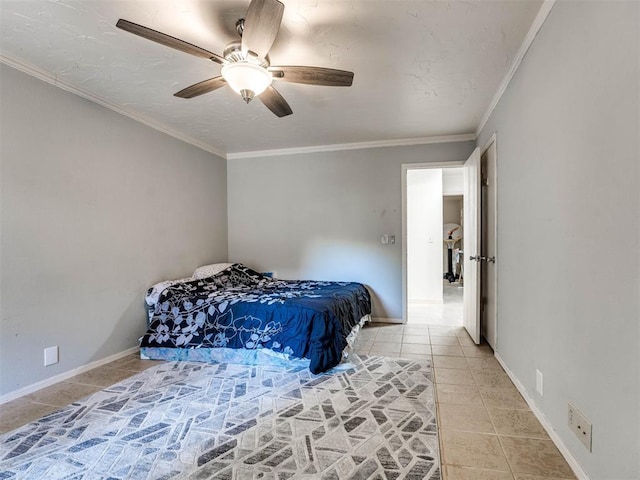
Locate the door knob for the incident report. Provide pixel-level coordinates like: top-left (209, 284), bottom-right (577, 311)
top-left (470, 255), bottom-right (496, 263)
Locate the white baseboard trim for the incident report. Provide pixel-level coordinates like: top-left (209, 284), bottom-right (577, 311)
top-left (0, 346), bottom-right (140, 405)
top-left (371, 317), bottom-right (405, 324)
top-left (494, 353), bottom-right (591, 480)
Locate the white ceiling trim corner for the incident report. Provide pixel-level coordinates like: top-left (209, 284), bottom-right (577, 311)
top-left (0, 52), bottom-right (227, 159)
top-left (225, 133), bottom-right (477, 160)
top-left (475, 0), bottom-right (557, 137)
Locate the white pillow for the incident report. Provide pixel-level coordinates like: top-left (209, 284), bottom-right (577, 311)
top-left (193, 263), bottom-right (233, 279)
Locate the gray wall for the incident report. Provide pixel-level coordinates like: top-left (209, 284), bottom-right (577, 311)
top-left (477, 2), bottom-right (639, 478)
top-left (443, 197), bottom-right (462, 226)
top-left (227, 142), bottom-right (474, 319)
top-left (0, 65), bottom-right (228, 396)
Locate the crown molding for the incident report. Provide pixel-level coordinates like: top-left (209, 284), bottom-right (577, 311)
top-left (0, 53), bottom-right (227, 160)
top-left (226, 133), bottom-right (476, 160)
top-left (4, 0), bottom-right (554, 163)
top-left (475, 0), bottom-right (557, 137)
top-left (2, 51), bottom-right (474, 161)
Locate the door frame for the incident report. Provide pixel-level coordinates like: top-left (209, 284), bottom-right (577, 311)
top-left (401, 161), bottom-right (465, 322)
top-left (481, 133), bottom-right (499, 347)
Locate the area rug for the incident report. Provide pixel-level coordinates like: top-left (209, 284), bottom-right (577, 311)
top-left (0, 355), bottom-right (440, 479)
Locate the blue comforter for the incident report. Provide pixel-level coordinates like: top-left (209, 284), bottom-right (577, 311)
top-left (140, 264), bottom-right (371, 373)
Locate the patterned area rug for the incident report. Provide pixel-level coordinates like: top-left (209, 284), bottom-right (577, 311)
top-left (0, 355), bottom-right (440, 479)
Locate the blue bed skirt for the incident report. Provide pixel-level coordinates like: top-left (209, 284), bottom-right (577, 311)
top-left (140, 314), bottom-right (370, 370)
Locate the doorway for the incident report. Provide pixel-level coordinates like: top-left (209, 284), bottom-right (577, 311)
top-left (402, 163), bottom-right (465, 326)
top-left (402, 142), bottom-right (497, 343)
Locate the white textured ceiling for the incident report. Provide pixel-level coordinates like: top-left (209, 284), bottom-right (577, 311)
top-left (0, 0), bottom-right (542, 157)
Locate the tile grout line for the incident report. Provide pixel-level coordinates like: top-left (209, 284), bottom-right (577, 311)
top-left (437, 333), bottom-right (507, 477)
top-left (431, 344), bottom-right (448, 479)
top-left (480, 378), bottom-right (518, 479)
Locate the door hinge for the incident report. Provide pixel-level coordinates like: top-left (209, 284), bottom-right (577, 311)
top-left (481, 176), bottom-right (489, 187)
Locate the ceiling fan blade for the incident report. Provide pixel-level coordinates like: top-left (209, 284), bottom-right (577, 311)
top-left (174, 77), bottom-right (227, 98)
top-left (116, 19), bottom-right (225, 65)
top-left (241, 0), bottom-right (284, 59)
top-left (258, 85), bottom-right (292, 117)
top-left (269, 66), bottom-right (354, 86)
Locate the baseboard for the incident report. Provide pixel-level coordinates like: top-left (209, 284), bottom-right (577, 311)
top-left (494, 353), bottom-right (591, 480)
top-left (370, 317), bottom-right (405, 324)
top-left (0, 346), bottom-right (140, 405)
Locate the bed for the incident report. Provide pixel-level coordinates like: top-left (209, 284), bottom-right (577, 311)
top-left (140, 263), bottom-right (372, 374)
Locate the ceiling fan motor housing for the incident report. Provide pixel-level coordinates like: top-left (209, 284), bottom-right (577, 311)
top-left (223, 41), bottom-right (270, 66)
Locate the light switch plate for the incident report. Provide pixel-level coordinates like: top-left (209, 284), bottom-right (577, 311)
top-left (536, 369), bottom-right (543, 396)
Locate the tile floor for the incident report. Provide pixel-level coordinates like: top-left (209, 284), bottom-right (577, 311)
top-left (354, 323), bottom-right (576, 479)
top-left (0, 325), bottom-right (576, 479)
top-left (0, 354), bottom-right (158, 434)
top-left (407, 280), bottom-right (464, 325)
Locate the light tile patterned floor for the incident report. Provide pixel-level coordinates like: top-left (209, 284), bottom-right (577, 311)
top-left (354, 323), bottom-right (576, 480)
top-left (1, 324), bottom-right (576, 479)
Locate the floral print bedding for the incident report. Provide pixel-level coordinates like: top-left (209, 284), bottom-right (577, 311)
top-left (140, 263), bottom-right (371, 373)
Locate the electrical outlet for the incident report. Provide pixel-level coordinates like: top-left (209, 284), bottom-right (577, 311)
top-left (44, 346), bottom-right (59, 367)
top-left (536, 369), bottom-right (543, 396)
top-left (568, 402), bottom-right (592, 451)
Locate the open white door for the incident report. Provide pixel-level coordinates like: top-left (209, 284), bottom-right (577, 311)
top-left (463, 148), bottom-right (481, 344)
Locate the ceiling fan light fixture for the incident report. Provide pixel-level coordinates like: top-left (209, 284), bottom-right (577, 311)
top-left (221, 61), bottom-right (272, 103)
top-left (239, 89), bottom-right (254, 104)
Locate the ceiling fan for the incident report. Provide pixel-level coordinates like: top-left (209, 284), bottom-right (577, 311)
top-left (116, 0), bottom-right (354, 117)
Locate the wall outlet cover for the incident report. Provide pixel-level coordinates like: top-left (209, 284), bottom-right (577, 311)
top-left (568, 401), bottom-right (592, 451)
